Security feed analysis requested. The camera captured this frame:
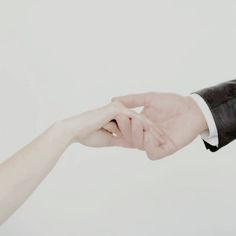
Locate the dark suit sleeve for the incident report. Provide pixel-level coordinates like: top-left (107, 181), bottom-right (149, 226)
top-left (195, 80), bottom-right (236, 152)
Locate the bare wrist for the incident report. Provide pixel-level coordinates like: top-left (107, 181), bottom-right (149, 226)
top-left (50, 120), bottom-right (75, 145)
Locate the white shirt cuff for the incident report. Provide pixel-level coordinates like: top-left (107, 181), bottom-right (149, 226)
top-left (191, 94), bottom-right (219, 147)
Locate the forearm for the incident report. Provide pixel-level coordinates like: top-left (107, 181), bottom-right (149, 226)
top-left (0, 102), bottom-right (130, 224)
top-left (0, 121), bottom-right (72, 224)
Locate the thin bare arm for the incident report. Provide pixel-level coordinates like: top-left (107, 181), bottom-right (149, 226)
top-left (0, 102), bottom-right (137, 224)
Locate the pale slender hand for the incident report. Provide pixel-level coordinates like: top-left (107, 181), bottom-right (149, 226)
top-left (61, 101), bottom-right (134, 147)
top-left (63, 101), bottom-right (157, 148)
top-left (111, 92), bottom-right (208, 160)
top-left (66, 102), bottom-right (163, 158)
top-left (0, 101), bottom-right (154, 224)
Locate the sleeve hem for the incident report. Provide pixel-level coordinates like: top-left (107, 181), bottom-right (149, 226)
top-left (191, 94), bottom-right (219, 147)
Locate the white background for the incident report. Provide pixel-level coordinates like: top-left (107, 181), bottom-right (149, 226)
top-left (0, 0), bottom-right (236, 235)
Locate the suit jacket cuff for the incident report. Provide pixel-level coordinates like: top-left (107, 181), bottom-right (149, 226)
top-left (194, 80), bottom-right (236, 152)
top-left (191, 94), bottom-right (219, 147)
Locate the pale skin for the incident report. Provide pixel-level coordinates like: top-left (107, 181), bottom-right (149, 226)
top-left (0, 102), bottom-right (159, 224)
top-left (111, 92), bottom-right (208, 160)
top-left (0, 92), bottom-right (208, 224)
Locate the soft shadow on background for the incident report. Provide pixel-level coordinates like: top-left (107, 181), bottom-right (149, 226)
top-left (0, 1), bottom-right (236, 235)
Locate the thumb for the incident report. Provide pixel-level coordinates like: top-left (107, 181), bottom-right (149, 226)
top-left (112, 93), bottom-right (152, 108)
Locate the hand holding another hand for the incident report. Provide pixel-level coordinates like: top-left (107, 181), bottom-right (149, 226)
top-left (0, 91), bottom-right (210, 224)
top-left (61, 92), bottom-right (208, 161)
top-left (60, 101), bottom-right (162, 159)
top-left (111, 92), bottom-right (208, 160)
